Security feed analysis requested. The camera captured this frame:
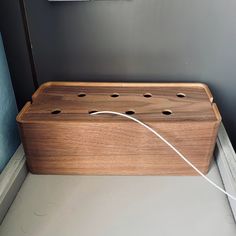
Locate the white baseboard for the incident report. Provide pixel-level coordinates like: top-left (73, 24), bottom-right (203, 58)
top-left (215, 123), bottom-right (236, 221)
top-left (0, 145), bottom-right (27, 224)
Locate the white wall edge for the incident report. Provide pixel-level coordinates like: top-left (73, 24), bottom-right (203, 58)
top-left (0, 144), bottom-right (27, 224)
top-left (215, 123), bottom-right (236, 221)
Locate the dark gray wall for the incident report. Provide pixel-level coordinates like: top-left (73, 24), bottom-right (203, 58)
top-left (0, 0), bottom-right (35, 109)
top-left (2, 0), bottom-right (236, 150)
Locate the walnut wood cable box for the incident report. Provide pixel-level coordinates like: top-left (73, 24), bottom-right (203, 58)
top-left (17, 82), bottom-right (221, 175)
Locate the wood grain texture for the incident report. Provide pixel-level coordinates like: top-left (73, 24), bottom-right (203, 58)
top-left (17, 82), bottom-right (221, 175)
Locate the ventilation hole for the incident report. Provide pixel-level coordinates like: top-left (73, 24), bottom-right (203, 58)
top-left (176, 93), bottom-right (186, 98)
top-left (125, 110), bottom-right (135, 115)
top-left (110, 93), bottom-right (120, 98)
top-left (162, 110), bottom-right (172, 116)
top-left (143, 93), bottom-right (152, 98)
top-left (88, 110), bottom-right (98, 115)
top-left (78, 92), bottom-right (86, 97)
top-left (51, 109), bottom-right (61, 115)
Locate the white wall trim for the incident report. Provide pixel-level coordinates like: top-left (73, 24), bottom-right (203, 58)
top-left (0, 145), bottom-right (27, 224)
top-left (216, 123), bottom-right (236, 221)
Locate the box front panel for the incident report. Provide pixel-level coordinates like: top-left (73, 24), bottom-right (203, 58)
top-left (19, 120), bottom-right (219, 175)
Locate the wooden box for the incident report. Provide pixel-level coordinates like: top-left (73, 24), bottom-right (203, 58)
top-left (17, 82), bottom-right (221, 175)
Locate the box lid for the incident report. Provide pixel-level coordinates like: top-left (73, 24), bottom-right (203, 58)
top-left (17, 82), bottom-right (221, 123)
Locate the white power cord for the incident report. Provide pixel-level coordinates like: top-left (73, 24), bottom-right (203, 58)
top-left (91, 110), bottom-right (236, 201)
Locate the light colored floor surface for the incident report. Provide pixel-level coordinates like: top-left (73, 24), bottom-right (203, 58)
top-left (0, 162), bottom-right (235, 236)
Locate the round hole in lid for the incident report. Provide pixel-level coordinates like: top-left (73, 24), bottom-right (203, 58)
top-left (110, 93), bottom-right (120, 98)
top-left (125, 110), bottom-right (135, 115)
top-left (162, 110), bottom-right (172, 116)
top-left (176, 93), bottom-right (186, 98)
top-left (78, 92), bottom-right (86, 97)
top-left (51, 109), bottom-right (61, 115)
top-left (88, 110), bottom-right (98, 115)
top-left (143, 93), bottom-right (152, 98)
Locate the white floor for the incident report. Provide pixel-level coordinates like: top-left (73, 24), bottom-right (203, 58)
top-left (0, 162), bottom-right (235, 236)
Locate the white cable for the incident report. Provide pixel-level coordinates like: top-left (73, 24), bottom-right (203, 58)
top-left (91, 110), bottom-right (236, 201)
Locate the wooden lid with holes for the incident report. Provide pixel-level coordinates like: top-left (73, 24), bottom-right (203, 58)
top-left (17, 82), bottom-right (221, 123)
